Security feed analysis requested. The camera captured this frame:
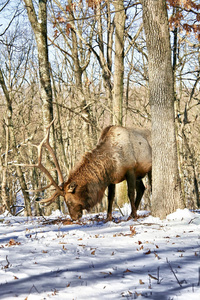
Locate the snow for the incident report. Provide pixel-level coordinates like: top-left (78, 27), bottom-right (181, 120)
top-left (0, 208), bottom-right (200, 300)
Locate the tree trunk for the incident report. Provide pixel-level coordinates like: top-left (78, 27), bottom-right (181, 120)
top-left (141, 0), bottom-right (185, 218)
top-left (112, 0), bottom-right (128, 207)
top-left (0, 68), bottom-right (32, 216)
top-left (0, 129), bottom-right (10, 213)
top-left (113, 0), bottom-right (126, 125)
top-left (23, 0), bottom-right (59, 213)
top-left (23, 0), bottom-right (53, 128)
top-left (95, 1), bottom-right (114, 120)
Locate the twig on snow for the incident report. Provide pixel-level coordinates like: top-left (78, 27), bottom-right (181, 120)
top-left (29, 284), bottom-right (40, 294)
top-left (166, 258), bottom-right (182, 287)
top-left (3, 255), bottom-right (11, 269)
top-left (188, 217), bottom-right (198, 224)
top-left (157, 266), bottom-right (163, 284)
top-left (116, 203), bottom-right (124, 217)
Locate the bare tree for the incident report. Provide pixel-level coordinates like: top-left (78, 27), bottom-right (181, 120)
top-left (23, 0), bottom-right (60, 212)
top-left (112, 0), bottom-right (126, 125)
top-left (23, 0), bottom-right (53, 128)
top-left (141, 0), bottom-right (185, 218)
top-left (0, 68), bottom-right (32, 215)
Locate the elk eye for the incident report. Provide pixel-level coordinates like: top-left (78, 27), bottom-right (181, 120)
top-left (67, 182), bottom-right (77, 193)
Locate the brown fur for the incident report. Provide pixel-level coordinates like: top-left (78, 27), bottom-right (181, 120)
top-left (64, 125), bottom-right (152, 221)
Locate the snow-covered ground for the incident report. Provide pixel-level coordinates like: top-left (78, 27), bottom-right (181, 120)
top-left (0, 206), bottom-right (200, 300)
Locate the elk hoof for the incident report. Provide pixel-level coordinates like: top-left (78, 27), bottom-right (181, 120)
top-left (127, 214), bottom-right (138, 221)
top-left (105, 215), bottom-right (113, 222)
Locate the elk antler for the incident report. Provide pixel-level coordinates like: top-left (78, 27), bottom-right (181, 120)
top-left (17, 119), bottom-right (65, 204)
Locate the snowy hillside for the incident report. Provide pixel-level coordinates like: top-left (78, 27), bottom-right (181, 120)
top-left (0, 207), bottom-right (200, 300)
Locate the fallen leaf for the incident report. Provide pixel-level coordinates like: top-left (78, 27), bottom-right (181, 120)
top-left (6, 239), bottom-right (21, 247)
top-left (139, 279), bottom-right (145, 284)
top-left (78, 244), bottom-right (86, 248)
top-left (121, 291), bottom-right (132, 297)
top-left (63, 220), bottom-right (73, 225)
top-left (124, 269), bottom-right (133, 273)
top-left (130, 226), bottom-right (136, 236)
top-left (91, 250), bottom-right (95, 255)
top-left (51, 289), bottom-right (58, 295)
top-left (154, 252), bottom-right (161, 260)
top-left (137, 245), bottom-right (144, 251)
top-left (135, 292), bottom-right (142, 297)
top-left (148, 274), bottom-right (158, 280)
top-left (144, 249), bottom-right (151, 255)
top-left (100, 271), bottom-right (112, 276)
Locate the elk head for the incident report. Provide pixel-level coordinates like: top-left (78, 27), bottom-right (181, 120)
top-left (65, 181), bottom-right (84, 220)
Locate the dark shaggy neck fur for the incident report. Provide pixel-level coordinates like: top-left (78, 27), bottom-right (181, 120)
top-left (69, 146), bottom-right (115, 185)
top-left (65, 143), bottom-right (115, 209)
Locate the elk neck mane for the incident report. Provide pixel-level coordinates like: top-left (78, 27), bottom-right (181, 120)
top-left (67, 141), bottom-right (115, 186)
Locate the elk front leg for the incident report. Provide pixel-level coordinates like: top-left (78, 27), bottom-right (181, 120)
top-left (148, 170), bottom-right (152, 192)
top-left (107, 184), bottom-right (115, 221)
top-left (135, 179), bottom-right (145, 210)
top-left (126, 170), bottom-right (137, 219)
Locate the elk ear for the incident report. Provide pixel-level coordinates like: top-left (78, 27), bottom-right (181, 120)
top-left (67, 182), bottom-right (77, 193)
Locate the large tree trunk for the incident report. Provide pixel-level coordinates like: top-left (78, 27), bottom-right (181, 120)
top-left (113, 0), bottom-right (126, 125)
top-left (112, 0), bottom-right (128, 207)
top-left (23, 0), bottom-right (59, 213)
top-left (23, 0), bottom-right (53, 127)
top-left (141, 0), bottom-right (185, 218)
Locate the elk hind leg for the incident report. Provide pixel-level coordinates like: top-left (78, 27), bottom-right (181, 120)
top-left (148, 170), bottom-right (152, 192)
top-left (107, 184), bottom-right (115, 221)
top-left (126, 170), bottom-right (137, 219)
top-left (135, 179), bottom-right (145, 210)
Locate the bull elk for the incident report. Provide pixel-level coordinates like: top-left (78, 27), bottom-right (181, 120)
top-left (21, 120), bottom-right (152, 221)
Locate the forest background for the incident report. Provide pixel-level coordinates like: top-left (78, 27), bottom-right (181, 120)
top-left (0, 0), bottom-right (199, 217)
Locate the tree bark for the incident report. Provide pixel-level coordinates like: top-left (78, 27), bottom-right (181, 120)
top-left (141, 0), bottom-right (185, 218)
top-left (112, 0), bottom-right (127, 206)
top-left (0, 68), bottom-right (32, 216)
top-left (113, 0), bottom-right (126, 125)
top-left (23, 0), bottom-right (53, 128)
top-left (23, 0), bottom-right (59, 213)
top-left (0, 129), bottom-right (10, 213)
